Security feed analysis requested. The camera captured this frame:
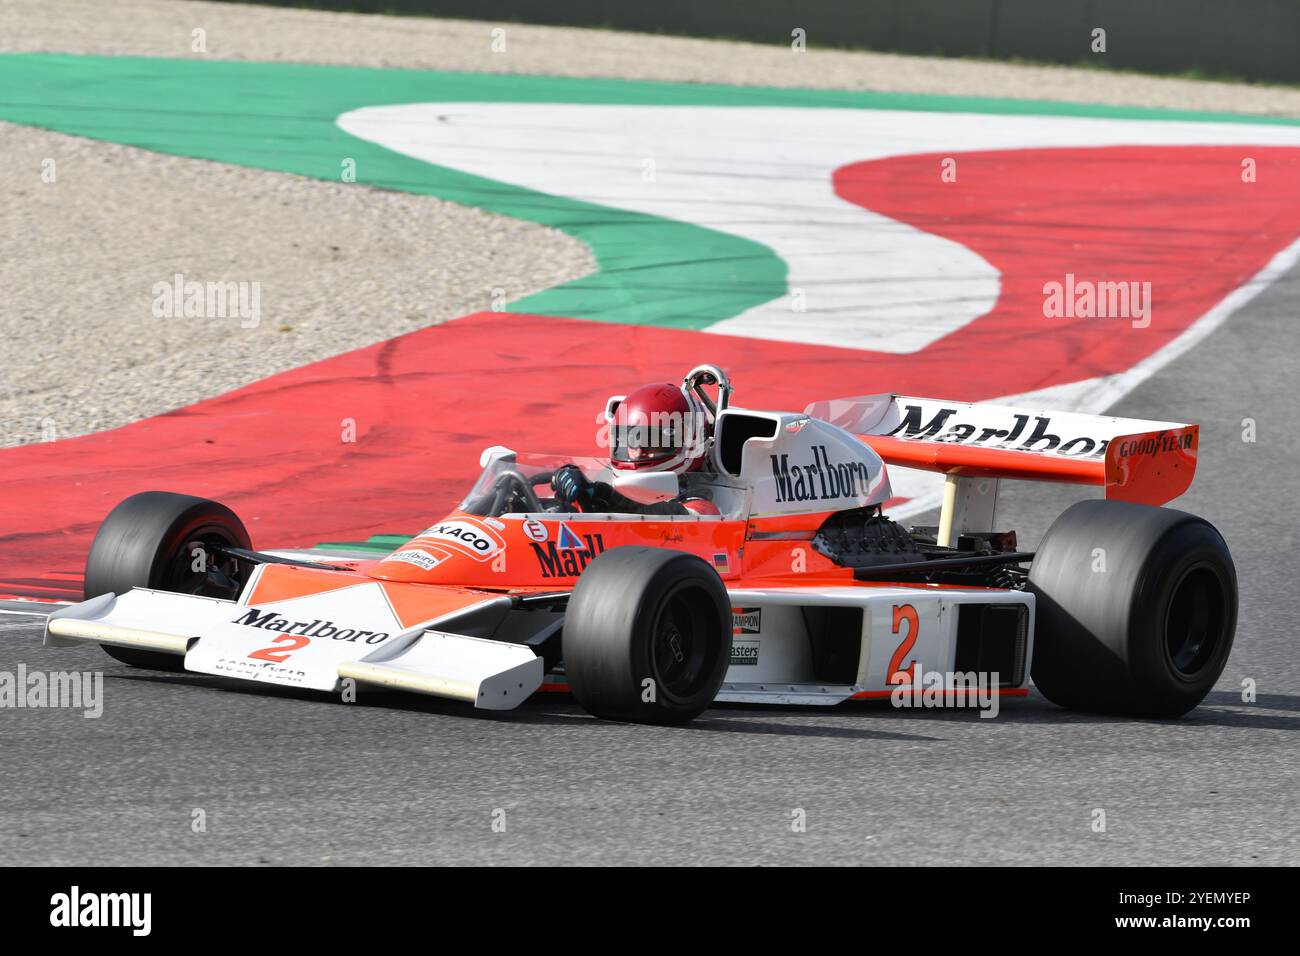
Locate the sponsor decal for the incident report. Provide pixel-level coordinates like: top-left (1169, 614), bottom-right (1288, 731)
top-left (385, 548), bottom-right (443, 571)
top-left (1114, 431), bottom-right (1195, 457)
top-left (769, 444), bottom-right (875, 503)
top-left (712, 552), bottom-right (731, 574)
top-left (530, 533), bottom-right (606, 578)
top-left (522, 518), bottom-right (548, 542)
top-left (417, 518), bottom-right (505, 561)
top-left (731, 607), bottom-right (761, 634)
top-left (886, 404), bottom-right (1112, 459)
top-left (785, 416), bottom-right (810, 434)
top-left (232, 607), bottom-right (390, 645)
top-left (730, 642), bottom-right (760, 666)
top-left (210, 657), bottom-right (308, 684)
top-left (557, 523), bottom-right (587, 552)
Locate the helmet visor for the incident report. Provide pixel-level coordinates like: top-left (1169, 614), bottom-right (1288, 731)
top-left (611, 421), bottom-right (681, 463)
top-left (611, 414), bottom-right (691, 466)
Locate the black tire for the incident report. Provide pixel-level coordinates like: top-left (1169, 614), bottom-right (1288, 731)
top-left (84, 491), bottom-right (252, 670)
top-left (563, 546), bottom-right (731, 725)
top-left (1028, 499), bottom-right (1236, 717)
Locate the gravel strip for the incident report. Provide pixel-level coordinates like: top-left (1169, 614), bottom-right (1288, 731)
top-left (0, 122), bottom-right (593, 446)
top-left (3, 0), bottom-right (1298, 117)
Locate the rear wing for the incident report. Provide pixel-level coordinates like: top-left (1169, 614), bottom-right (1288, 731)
top-left (805, 394), bottom-right (1198, 543)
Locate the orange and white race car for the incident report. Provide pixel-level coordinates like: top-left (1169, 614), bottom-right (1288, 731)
top-left (44, 365), bottom-right (1236, 724)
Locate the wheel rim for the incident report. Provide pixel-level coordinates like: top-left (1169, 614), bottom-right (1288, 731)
top-left (157, 528), bottom-right (245, 599)
top-left (1163, 564), bottom-right (1227, 679)
top-left (649, 585), bottom-right (719, 701)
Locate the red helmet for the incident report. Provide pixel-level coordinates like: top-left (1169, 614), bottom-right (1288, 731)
top-left (608, 382), bottom-right (710, 473)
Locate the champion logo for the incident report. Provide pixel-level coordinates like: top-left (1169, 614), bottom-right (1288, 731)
top-left (731, 607), bottom-right (761, 634)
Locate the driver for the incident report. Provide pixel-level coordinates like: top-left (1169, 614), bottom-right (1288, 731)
top-left (550, 376), bottom-right (723, 517)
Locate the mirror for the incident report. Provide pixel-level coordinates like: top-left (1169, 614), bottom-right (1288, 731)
top-left (479, 445), bottom-right (515, 468)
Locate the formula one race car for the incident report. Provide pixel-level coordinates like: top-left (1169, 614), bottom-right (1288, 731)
top-left (44, 365), bottom-right (1236, 724)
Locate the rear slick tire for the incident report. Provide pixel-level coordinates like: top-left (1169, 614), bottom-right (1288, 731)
top-left (1028, 499), bottom-right (1237, 717)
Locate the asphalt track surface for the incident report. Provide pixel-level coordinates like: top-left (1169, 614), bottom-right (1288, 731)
top-left (1, 256), bottom-right (1297, 866)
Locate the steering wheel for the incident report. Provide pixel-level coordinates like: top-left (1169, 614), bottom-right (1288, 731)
top-left (483, 470), bottom-right (549, 517)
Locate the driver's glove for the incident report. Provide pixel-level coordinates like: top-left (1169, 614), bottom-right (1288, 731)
top-left (551, 465), bottom-right (595, 509)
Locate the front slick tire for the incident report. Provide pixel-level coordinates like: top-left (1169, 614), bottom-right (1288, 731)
top-left (1029, 499), bottom-right (1237, 717)
top-left (564, 547), bottom-right (731, 725)
top-left (84, 491), bottom-right (252, 671)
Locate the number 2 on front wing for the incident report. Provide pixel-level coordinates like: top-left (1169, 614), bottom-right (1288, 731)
top-left (248, 634), bottom-right (310, 664)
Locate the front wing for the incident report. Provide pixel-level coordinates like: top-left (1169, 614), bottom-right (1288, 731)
top-left (45, 565), bottom-right (544, 710)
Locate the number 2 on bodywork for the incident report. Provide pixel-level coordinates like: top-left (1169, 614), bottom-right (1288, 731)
top-left (887, 604), bottom-right (919, 685)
